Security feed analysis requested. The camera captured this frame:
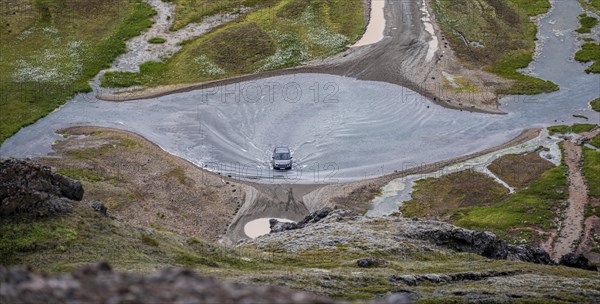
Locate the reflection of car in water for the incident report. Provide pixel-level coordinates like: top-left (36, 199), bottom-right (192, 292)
top-left (272, 146), bottom-right (292, 170)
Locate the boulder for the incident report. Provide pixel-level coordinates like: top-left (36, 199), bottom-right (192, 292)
top-left (559, 253), bottom-right (597, 271)
top-left (269, 219), bottom-right (298, 233)
top-left (88, 202), bottom-right (108, 216)
top-left (269, 208), bottom-right (332, 234)
top-left (412, 225), bottom-right (554, 265)
top-left (357, 257), bottom-right (387, 268)
top-left (0, 158), bottom-right (84, 218)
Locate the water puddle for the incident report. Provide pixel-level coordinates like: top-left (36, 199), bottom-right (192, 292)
top-left (244, 218), bottom-right (295, 238)
top-left (353, 0), bottom-right (386, 47)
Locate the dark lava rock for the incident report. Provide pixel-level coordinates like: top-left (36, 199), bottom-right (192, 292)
top-left (0, 263), bottom-right (342, 304)
top-left (269, 208), bottom-right (332, 234)
top-left (269, 219), bottom-right (298, 233)
top-left (413, 227), bottom-right (554, 265)
top-left (0, 158), bottom-right (84, 218)
top-left (357, 257), bottom-right (387, 268)
top-left (298, 207), bottom-right (331, 226)
top-left (88, 202), bottom-right (107, 216)
top-left (559, 253), bottom-right (597, 271)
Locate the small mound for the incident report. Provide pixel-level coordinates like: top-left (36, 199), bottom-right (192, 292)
top-left (0, 158), bottom-right (83, 218)
top-left (202, 22), bottom-right (276, 72)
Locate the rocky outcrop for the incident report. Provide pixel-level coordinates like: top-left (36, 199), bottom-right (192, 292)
top-left (408, 226), bottom-right (555, 265)
top-left (269, 207), bottom-right (332, 233)
top-left (357, 257), bottom-right (388, 268)
top-left (88, 202), bottom-right (108, 216)
top-left (389, 270), bottom-right (521, 286)
top-left (245, 210), bottom-right (600, 270)
top-left (0, 158), bottom-right (83, 217)
top-left (559, 253), bottom-right (597, 271)
top-left (0, 263), bottom-right (341, 304)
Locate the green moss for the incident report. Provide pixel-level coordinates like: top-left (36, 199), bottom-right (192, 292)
top-left (148, 37), bottom-right (167, 44)
top-left (579, 0), bottom-right (600, 11)
top-left (174, 252), bottom-right (217, 267)
top-left (166, 167), bottom-right (187, 184)
top-left (167, 0), bottom-right (279, 31)
top-left (401, 170), bottom-right (510, 218)
top-left (277, 0), bottom-right (310, 19)
top-left (582, 147), bottom-right (600, 198)
top-left (100, 0), bottom-right (365, 88)
top-left (0, 0), bottom-right (156, 144)
top-left (453, 164), bottom-right (568, 242)
top-left (432, 0), bottom-right (558, 95)
top-left (55, 167), bottom-right (125, 185)
top-left (590, 134), bottom-right (600, 148)
top-left (575, 42), bottom-right (600, 73)
top-left (590, 97), bottom-right (600, 112)
top-left (141, 233), bottom-right (159, 247)
top-left (487, 152), bottom-right (554, 189)
top-left (490, 50), bottom-right (559, 95)
top-left (548, 124), bottom-right (598, 135)
top-left (417, 297), bottom-right (465, 304)
top-left (575, 15), bottom-right (598, 34)
top-left (203, 22), bottom-right (276, 72)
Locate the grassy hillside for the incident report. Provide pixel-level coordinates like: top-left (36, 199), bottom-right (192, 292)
top-left (0, 0), bottom-right (156, 144)
top-left (402, 151), bottom-right (568, 246)
top-left (100, 0), bottom-right (365, 87)
top-left (582, 147), bottom-right (600, 198)
top-left (166, 0), bottom-right (279, 31)
top-left (2, 201), bottom-right (599, 302)
top-left (38, 127), bottom-right (242, 241)
top-left (0, 202), bottom-right (274, 273)
top-left (454, 164), bottom-right (568, 245)
top-left (487, 152), bottom-right (554, 189)
top-left (401, 170), bottom-right (510, 219)
top-left (579, 0), bottom-right (600, 12)
top-left (432, 0), bottom-right (559, 94)
top-left (547, 123), bottom-right (598, 135)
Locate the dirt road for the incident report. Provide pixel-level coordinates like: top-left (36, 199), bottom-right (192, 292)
top-left (98, 0), bottom-right (506, 113)
top-left (551, 140), bottom-right (588, 260)
top-left (550, 128), bottom-right (599, 261)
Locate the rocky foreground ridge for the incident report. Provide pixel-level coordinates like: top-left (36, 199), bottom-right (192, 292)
top-left (263, 209), bottom-right (596, 270)
top-left (0, 158), bottom-right (83, 217)
top-left (1, 158), bottom-right (599, 302)
top-left (0, 263), bottom-right (347, 304)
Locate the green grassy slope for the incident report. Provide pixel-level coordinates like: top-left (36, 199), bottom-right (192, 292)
top-left (0, 0), bottom-right (156, 144)
top-left (454, 164), bottom-right (568, 244)
top-left (100, 0), bottom-right (365, 88)
top-left (432, 0), bottom-right (559, 94)
top-left (2, 201), bottom-right (598, 302)
top-left (401, 150), bottom-right (569, 246)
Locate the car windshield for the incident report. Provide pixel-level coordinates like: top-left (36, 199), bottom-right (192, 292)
top-left (274, 153), bottom-right (290, 160)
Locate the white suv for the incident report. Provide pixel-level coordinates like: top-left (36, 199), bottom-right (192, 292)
top-left (271, 146), bottom-right (292, 170)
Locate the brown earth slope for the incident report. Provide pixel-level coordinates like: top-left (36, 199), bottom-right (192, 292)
top-left (38, 126), bottom-right (250, 241)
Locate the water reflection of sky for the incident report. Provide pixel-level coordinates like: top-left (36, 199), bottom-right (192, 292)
top-left (1, 0), bottom-right (598, 185)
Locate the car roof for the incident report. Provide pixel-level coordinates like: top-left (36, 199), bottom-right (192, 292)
top-left (274, 146), bottom-right (290, 153)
